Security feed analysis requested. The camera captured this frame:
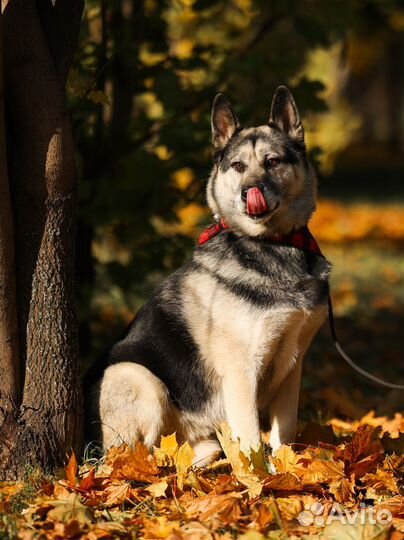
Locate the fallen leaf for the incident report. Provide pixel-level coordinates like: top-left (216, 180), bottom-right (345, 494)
top-left (263, 472), bottom-right (303, 492)
top-left (106, 443), bottom-right (159, 482)
top-left (154, 433), bottom-right (179, 467)
top-left (276, 496), bottom-right (303, 521)
top-left (142, 516), bottom-right (181, 539)
top-left (65, 451), bottom-right (78, 485)
top-left (53, 520), bottom-right (82, 538)
top-left (146, 479), bottom-right (169, 498)
top-left (47, 493), bottom-right (93, 525)
top-left (336, 425), bottom-right (382, 464)
top-left (271, 445), bottom-right (300, 474)
top-left (216, 424), bottom-right (264, 498)
top-left (321, 520), bottom-right (391, 540)
top-left (103, 481), bottom-right (131, 506)
top-left (79, 467), bottom-right (97, 491)
top-left (375, 496), bottom-right (404, 518)
top-left (176, 441), bottom-right (195, 491)
top-left (185, 492), bottom-right (244, 525)
top-left (0, 482), bottom-right (25, 511)
top-left (329, 475), bottom-right (355, 503)
top-left (303, 458), bottom-right (346, 484)
top-left (251, 501), bottom-right (274, 531)
top-left (238, 532), bottom-right (266, 540)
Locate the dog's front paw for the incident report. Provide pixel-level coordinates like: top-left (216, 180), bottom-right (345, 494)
top-left (192, 439), bottom-right (222, 468)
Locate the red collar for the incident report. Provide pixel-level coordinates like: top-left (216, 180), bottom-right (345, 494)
top-left (198, 220), bottom-right (323, 256)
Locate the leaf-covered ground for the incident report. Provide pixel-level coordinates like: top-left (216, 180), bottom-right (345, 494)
top-left (1, 201), bottom-right (403, 540)
top-left (1, 418), bottom-right (403, 540)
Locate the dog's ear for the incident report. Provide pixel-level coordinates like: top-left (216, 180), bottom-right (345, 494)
top-left (211, 94), bottom-right (240, 150)
top-left (269, 86), bottom-right (304, 142)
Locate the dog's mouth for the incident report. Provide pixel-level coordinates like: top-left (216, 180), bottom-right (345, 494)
top-left (241, 186), bottom-right (279, 221)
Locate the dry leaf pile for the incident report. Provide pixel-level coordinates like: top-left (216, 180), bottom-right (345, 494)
top-left (1, 417), bottom-right (403, 540)
top-left (310, 200), bottom-right (404, 244)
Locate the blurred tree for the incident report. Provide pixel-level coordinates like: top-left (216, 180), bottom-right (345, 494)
top-left (70, 0), bottom-right (404, 362)
top-left (0, 0), bottom-right (83, 478)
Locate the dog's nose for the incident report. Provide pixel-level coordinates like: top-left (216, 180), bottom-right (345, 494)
top-left (241, 182), bottom-right (269, 201)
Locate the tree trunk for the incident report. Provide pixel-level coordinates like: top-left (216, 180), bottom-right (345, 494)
top-left (0, 0), bottom-right (83, 479)
top-left (0, 7), bottom-right (20, 426)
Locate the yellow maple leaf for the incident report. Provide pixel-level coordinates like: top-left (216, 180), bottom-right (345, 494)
top-left (216, 424), bottom-right (265, 498)
top-left (154, 432), bottom-right (179, 467)
top-left (176, 441), bottom-right (195, 491)
top-left (302, 458), bottom-right (346, 484)
top-left (271, 445), bottom-right (300, 474)
top-left (145, 480), bottom-right (169, 498)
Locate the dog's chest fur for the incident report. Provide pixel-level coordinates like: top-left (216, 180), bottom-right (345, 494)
top-left (108, 230), bottom-right (330, 438)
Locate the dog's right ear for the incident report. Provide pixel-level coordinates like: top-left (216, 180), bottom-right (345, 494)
top-left (211, 94), bottom-right (240, 151)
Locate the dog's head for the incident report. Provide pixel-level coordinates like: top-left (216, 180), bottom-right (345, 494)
top-left (207, 86), bottom-right (317, 237)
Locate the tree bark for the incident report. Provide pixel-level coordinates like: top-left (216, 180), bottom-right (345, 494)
top-left (0, 8), bottom-right (20, 425)
top-left (0, 0), bottom-right (83, 478)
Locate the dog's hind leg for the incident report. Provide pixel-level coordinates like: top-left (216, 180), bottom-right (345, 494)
top-left (98, 362), bottom-right (170, 449)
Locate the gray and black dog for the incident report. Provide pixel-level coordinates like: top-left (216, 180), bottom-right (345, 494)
top-left (86, 86), bottom-right (330, 466)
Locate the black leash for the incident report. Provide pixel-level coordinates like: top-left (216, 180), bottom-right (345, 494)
top-left (328, 295), bottom-right (404, 390)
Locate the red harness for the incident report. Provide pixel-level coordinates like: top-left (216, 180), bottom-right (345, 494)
top-left (198, 220), bottom-right (323, 256)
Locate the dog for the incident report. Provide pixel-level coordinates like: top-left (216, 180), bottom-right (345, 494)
top-left (86, 86), bottom-right (330, 466)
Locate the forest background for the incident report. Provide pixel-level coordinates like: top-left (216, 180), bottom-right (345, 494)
top-left (74, 0), bottom-right (403, 420)
top-left (0, 1), bottom-right (403, 538)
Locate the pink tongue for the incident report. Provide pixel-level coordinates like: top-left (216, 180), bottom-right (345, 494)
top-left (246, 187), bottom-right (268, 216)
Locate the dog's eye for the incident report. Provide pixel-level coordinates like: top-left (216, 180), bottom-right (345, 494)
top-left (231, 162), bottom-right (246, 173)
top-left (265, 158), bottom-right (281, 168)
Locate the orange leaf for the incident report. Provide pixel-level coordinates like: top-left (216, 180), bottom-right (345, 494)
top-left (251, 502), bottom-right (274, 531)
top-left (184, 492), bottom-right (244, 525)
top-left (374, 496), bottom-right (404, 518)
top-left (350, 451), bottom-right (384, 480)
top-left (263, 472), bottom-right (303, 492)
top-left (65, 451), bottom-right (78, 485)
top-left (79, 468), bottom-right (96, 491)
top-left (363, 468), bottom-right (400, 495)
top-left (106, 443), bottom-right (159, 482)
top-left (329, 475), bottom-right (355, 503)
top-left (103, 482), bottom-right (131, 507)
top-left (335, 425), bottom-right (382, 465)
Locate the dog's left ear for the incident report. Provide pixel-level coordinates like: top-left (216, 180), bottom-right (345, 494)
top-left (211, 94), bottom-right (240, 151)
top-left (269, 86), bottom-right (304, 143)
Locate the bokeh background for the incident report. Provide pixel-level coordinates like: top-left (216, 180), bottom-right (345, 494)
top-left (72, 0), bottom-right (404, 423)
